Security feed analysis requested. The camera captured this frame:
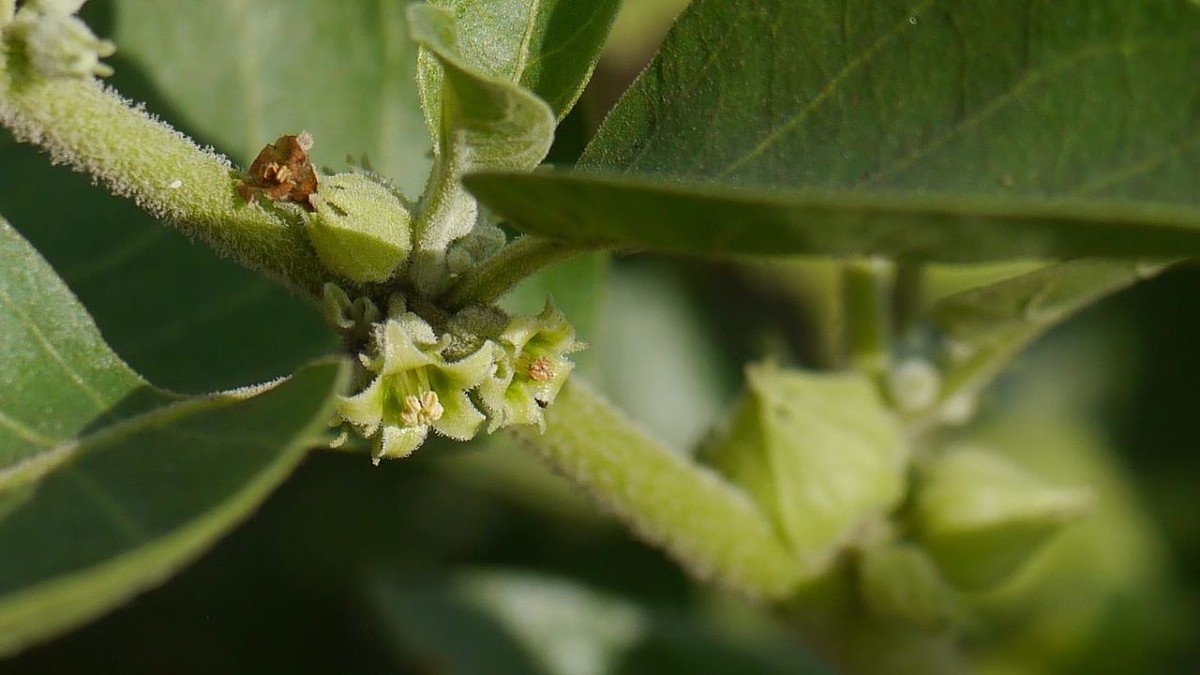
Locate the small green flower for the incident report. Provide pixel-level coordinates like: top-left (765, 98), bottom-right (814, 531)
top-left (340, 307), bottom-right (494, 463)
top-left (477, 300), bottom-right (584, 433)
top-left (7, 0), bottom-right (115, 79)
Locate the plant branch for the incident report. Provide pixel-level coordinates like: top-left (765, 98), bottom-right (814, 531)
top-left (442, 235), bottom-right (587, 309)
top-left (508, 378), bottom-right (803, 599)
top-left (842, 258), bottom-right (893, 379)
top-left (0, 70), bottom-right (332, 295)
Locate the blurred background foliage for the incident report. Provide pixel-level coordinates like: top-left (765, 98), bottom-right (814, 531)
top-left (2, 0), bottom-right (1198, 672)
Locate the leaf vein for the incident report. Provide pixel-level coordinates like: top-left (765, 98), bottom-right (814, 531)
top-left (857, 39), bottom-right (1196, 188)
top-left (715, 0), bottom-right (938, 179)
top-left (0, 409), bottom-right (55, 448)
top-left (0, 287), bottom-right (110, 412)
top-left (65, 466), bottom-right (149, 544)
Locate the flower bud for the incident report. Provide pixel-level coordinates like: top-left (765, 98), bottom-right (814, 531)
top-left (914, 447), bottom-right (1091, 592)
top-left (306, 173), bottom-right (412, 283)
top-left (8, 0), bottom-right (115, 79)
top-left (701, 365), bottom-right (909, 576)
top-left (320, 283), bottom-right (380, 343)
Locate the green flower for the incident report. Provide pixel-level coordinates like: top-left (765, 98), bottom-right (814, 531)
top-left (7, 0), bottom-right (115, 79)
top-left (340, 308), bottom-right (494, 463)
top-left (477, 300), bottom-right (584, 432)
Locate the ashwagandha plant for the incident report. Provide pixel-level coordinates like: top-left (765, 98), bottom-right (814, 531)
top-left (1, 0), bottom-right (1198, 672)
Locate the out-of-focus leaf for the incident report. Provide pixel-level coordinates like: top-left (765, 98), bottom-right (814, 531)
top-left (590, 262), bottom-right (734, 450)
top-left (370, 569), bottom-right (833, 675)
top-left (966, 404), bottom-right (1187, 673)
top-left (926, 259), bottom-right (1171, 422)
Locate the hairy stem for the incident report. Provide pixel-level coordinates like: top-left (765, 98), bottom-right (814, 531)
top-left (0, 69), bottom-right (332, 295)
top-left (442, 235), bottom-right (587, 309)
top-left (509, 378), bottom-right (803, 599)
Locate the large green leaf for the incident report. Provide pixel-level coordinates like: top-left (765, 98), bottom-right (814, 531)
top-left (0, 218), bottom-right (173, 469)
top-left (468, 0), bottom-right (1200, 261)
top-left (417, 0), bottom-right (621, 131)
top-left (924, 259), bottom-right (1172, 420)
top-left (465, 171), bottom-right (1200, 261)
top-left (107, 0), bottom-right (431, 195)
top-left (0, 359), bottom-right (346, 656)
top-left (0, 218), bottom-right (349, 655)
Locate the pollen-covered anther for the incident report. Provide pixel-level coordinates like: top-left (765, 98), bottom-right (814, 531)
top-left (528, 356), bottom-right (554, 382)
top-left (476, 299), bottom-right (584, 433)
top-left (400, 391), bottom-right (444, 426)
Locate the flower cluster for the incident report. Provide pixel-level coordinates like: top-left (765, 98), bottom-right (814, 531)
top-left (334, 293), bottom-right (582, 464)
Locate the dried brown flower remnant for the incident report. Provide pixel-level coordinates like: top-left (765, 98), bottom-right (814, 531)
top-left (237, 132), bottom-right (318, 211)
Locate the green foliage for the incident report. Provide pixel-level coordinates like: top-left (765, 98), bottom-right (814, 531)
top-left (1, 0), bottom-right (1198, 672)
top-left (0, 218), bottom-right (348, 655)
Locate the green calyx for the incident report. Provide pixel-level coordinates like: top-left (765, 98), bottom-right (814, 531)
top-left (913, 447), bottom-right (1092, 592)
top-left (306, 172), bottom-right (413, 284)
top-left (335, 295), bottom-right (584, 463)
top-left (4, 0), bottom-right (114, 80)
top-left (701, 365), bottom-right (909, 577)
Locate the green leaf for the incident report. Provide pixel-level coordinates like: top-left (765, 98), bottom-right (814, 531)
top-left (410, 4), bottom-right (556, 173)
top-left (927, 259), bottom-right (1172, 420)
top-left (701, 365), bottom-right (908, 576)
top-left (0, 217), bottom-right (173, 469)
top-left (107, 0), bottom-right (431, 196)
top-left (0, 359), bottom-right (346, 657)
top-left (465, 171), bottom-right (1200, 261)
top-left (406, 3), bottom-right (558, 287)
top-left (468, 0), bottom-right (1200, 261)
top-left (0, 217), bottom-right (349, 654)
top-left (417, 0), bottom-right (620, 129)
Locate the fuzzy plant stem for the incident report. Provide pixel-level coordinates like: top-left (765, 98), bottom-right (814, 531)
top-left (0, 70), bottom-right (332, 295)
top-left (508, 378), bottom-right (803, 599)
top-left (442, 235), bottom-right (585, 309)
